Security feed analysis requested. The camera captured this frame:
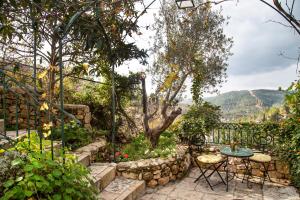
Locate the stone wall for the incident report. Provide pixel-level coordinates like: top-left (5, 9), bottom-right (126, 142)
top-left (0, 87), bottom-right (91, 129)
top-left (116, 145), bottom-right (191, 188)
top-left (191, 145), bottom-right (291, 185)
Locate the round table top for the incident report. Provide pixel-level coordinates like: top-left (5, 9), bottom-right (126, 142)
top-left (220, 146), bottom-right (254, 158)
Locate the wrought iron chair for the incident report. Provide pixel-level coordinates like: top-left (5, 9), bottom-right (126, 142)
top-left (189, 134), bottom-right (226, 190)
top-left (194, 153), bottom-right (227, 190)
top-left (249, 152), bottom-right (272, 188)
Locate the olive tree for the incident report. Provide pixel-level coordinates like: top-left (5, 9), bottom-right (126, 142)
top-left (141, 0), bottom-right (233, 147)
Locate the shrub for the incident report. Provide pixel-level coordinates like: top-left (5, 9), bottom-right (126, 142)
top-left (275, 80), bottom-right (300, 188)
top-left (118, 132), bottom-right (177, 161)
top-left (51, 121), bottom-right (92, 150)
top-left (0, 151), bottom-right (98, 200)
top-left (179, 102), bottom-right (220, 145)
top-left (0, 132), bottom-right (99, 199)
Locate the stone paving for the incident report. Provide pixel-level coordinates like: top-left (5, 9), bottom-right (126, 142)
top-left (139, 167), bottom-right (300, 200)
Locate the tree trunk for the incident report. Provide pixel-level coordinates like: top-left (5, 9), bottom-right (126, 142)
top-left (147, 108), bottom-right (182, 147)
top-left (140, 74), bottom-right (182, 148)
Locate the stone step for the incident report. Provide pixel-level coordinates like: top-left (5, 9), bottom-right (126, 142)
top-left (98, 177), bottom-right (145, 200)
top-left (90, 163), bottom-right (117, 191)
top-left (73, 139), bottom-right (107, 167)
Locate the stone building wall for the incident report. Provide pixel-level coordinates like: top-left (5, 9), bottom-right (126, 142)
top-left (0, 87), bottom-right (91, 129)
top-left (116, 146), bottom-right (191, 188)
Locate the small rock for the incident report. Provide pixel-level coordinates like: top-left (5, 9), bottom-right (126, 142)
top-left (170, 175), bottom-right (177, 181)
top-left (171, 165), bottom-right (179, 174)
top-left (143, 172), bottom-right (154, 181)
top-left (158, 177), bottom-right (170, 186)
top-left (153, 173), bottom-right (161, 179)
top-left (122, 172), bottom-right (138, 179)
top-left (147, 179), bottom-right (158, 188)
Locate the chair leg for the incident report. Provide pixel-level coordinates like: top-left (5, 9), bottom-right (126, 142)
top-left (261, 162), bottom-right (271, 189)
top-left (199, 165), bottom-right (214, 190)
top-left (213, 161), bottom-right (227, 185)
top-left (263, 162), bottom-right (271, 182)
top-left (194, 160), bottom-right (226, 190)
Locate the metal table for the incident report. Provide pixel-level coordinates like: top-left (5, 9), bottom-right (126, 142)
top-left (220, 146), bottom-right (254, 191)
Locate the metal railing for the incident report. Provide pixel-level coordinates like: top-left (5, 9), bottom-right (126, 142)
top-left (0, 67), bottom-right (82, 160)
top-left (206, 123), bottom-right (280, 153)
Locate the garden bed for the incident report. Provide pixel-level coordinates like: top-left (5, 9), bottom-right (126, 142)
top-left (115, 145), bottom-right (191, 188)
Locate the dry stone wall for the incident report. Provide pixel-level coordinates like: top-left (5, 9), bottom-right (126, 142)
top-left (0, 87), bottom-right (91, 129)
top-left (116, 145), bottom-right (191, 188)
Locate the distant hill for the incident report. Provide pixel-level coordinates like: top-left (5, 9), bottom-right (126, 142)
top-left (205, 89), bottom-right (286, 121)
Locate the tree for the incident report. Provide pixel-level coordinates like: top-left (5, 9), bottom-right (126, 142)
top-left (259, 0), bottom-right (300, 36)
top-left (0, 0), bottom-right (148, 100)
top-left (141, 0), bottom-right (233, 147)
top-left (182, 102), bottom-right (221, 135)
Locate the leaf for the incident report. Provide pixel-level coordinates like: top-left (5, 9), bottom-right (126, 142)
top-left (37, 70), bottom-right (48, 79)
top-left (25, 190), bottom-right (33, 197)
top-left (52, 169), bottom-right (62, 178)
top-left (15, 176), bottom-right (23, 182)
top-left (3, 179), bottom-right (14, 188)
top-left (24, 165), bottom-right (34, 172)
top-left (63, 194), bottom-right (72, 200)
top-left (53, 194), bottom-right (62, 200)
top-left (11, 158), bottom-right (23, 166)
top-left (64, 11), bottom-right (84, 35)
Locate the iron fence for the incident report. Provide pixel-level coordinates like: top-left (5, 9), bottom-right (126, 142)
top-left (206, 122), bottom-right (280, 153)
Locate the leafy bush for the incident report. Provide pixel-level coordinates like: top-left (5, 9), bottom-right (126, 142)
top-left (0, 133), bottom-right (99, 199)
top-left (0, 152), bottom-right (98, 200)
top-left (275, 81), bottom-right (300, 188)
top-left (0, 151), bottom-right (26, 194)
top-left (117, 132), bottom-right (177, 161)
top-left (51, 121), bottom-right (92, 150)
top-left (179, 102), bottom-right (221, 145)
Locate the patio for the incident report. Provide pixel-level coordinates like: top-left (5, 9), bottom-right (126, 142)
top-left (139, 167), bottom-right (300, 200)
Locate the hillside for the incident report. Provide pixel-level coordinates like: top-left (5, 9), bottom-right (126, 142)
top-left (205, 89), bottom-right (286, 121)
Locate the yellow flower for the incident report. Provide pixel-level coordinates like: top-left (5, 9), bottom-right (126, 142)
top-left (0, 149), bottom-right (5, 154)
top-left (43, 130), bottom-right (51, 138)
top-left (43, 122), bottom-right (53, 131)
top-left (82, 63), bottom-right (89, 71)
top-left (40, 102), bottom-right (49, 111)
top-left (41, 93), bottom-right (47, 99)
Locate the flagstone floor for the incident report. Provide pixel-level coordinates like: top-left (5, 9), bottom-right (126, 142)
top-left (139, 167), bottom-right (300, 200)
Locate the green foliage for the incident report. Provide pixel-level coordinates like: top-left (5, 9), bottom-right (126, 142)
top-left (276, 81), bottom-right (300, 188)
top-left (0, 151), bottom-right (26, 195)
top-left (0, 0), bottom-right (147, 68)
top-left (205, 89), bottom-right (286, 121)
top-left (0, 133), bottom-right (98, 199)
top-left (118, 132), bottom-right (177, 161)
top-left (51, 121), bottom-right (92, 150)
top-left (179, 102), bottom-right (221, 144)
top-left (66, 73), bottom-right (140, 131)
top-left (0, 151), bottom-right (98, 200)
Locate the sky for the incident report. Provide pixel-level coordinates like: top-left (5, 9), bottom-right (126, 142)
top-left (116, 0), bottom-right (300, 97)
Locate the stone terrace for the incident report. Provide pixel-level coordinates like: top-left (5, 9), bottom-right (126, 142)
top-left (139, 167), bottom-right (300, 200)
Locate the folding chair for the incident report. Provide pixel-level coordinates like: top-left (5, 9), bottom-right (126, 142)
top-left (249, 153), bottom-right (272, 188)
top-left (194, 154), bottom-right (227, 190)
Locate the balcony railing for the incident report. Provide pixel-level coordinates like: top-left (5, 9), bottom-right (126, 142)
top-left (206, 122), bottom-right (280, 153)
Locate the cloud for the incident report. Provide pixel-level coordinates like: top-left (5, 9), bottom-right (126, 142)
top-left (204, 64), bottom-right (298, 97)
top-left (217, 0), bottom-right (300, 75)
top-left (118, 0), bottom-right (300, 96)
